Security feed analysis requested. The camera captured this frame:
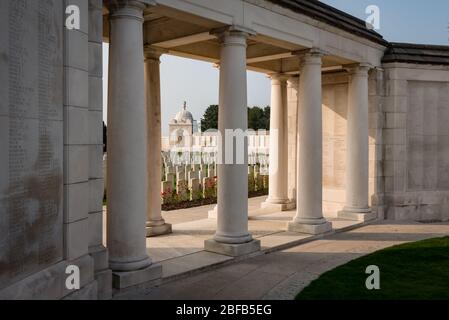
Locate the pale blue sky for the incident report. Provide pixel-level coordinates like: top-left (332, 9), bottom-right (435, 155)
top-left (103, 0), bottom-right (449, 135)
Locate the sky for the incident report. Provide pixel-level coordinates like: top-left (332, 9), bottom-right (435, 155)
top-left (103, 0), bottom-right (449, 135)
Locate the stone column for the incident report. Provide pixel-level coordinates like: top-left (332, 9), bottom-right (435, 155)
top-left (262, 74), bottom-right (294, 211)
top-left (208, 66), bottom-right (219, 220)
top-left (338, 64), bottom-right (375, 222)
top-left (204, 26), bottom-right (261, 256)
top-left (287, 76), bottom-right (299, 205)
top-left (288, 49), bottom-right (332, 234)
top-left (144, 46), bottom-right (172, 236)
top-left (106, 0), bottom-right (161, 288)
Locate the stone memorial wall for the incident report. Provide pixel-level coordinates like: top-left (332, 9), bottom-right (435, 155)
top-left (382, 63), bottom-right (449, 221)
top-left (0, 0), bottom-right (64, 290)
top-left (406, 81), bottom-right (449, 191)
top-left (322, 83), bottom-right (348, 190)
top-left (322, 80), bottom-right (349, 214)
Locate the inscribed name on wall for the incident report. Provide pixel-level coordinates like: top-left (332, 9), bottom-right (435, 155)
top-left (407, 81), bottom-right (449, 191)
top-left (0, 0), bottom-right (64, 290)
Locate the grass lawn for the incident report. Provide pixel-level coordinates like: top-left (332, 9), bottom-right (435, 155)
top-left (296, 236), bottom-right (449, 300)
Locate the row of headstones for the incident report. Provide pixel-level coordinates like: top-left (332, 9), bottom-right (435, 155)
top-left (162, 163), bottom-right (269, 177)
top-left (162, 163), bottom-right (270, 181)
top-left (161, 163), bottom-right (215, 204)
top-left (248, 165), bottom-right (269, 193)
top-left (248, 152), bottom-right (269, 165)
top-left (161, 151), bottom-right (217, 166)
top-left (161, 151), bottom-right (270, 166)
top-left (160, 163), bottom-right (269, 204)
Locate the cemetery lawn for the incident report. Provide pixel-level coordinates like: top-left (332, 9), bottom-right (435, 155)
top-left (296, 236), bottom-right (449, 300)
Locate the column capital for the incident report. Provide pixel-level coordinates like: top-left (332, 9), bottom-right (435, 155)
top-left (344, 63), bottom-right (372, 76)
top-left (210, 25), bottom-right (256, 46)
top-left (144, 45), bottom-right (167, 61)
top-left (287, 76), bottom-right (299, 87)
top-left (294, 48), bottom-right (326, 66)
top-left (106, 0), bottom-right (152, 21)
top-left (268, 73), bottom-right (290, 82)
top-left (294, 47), bottom-right (327, 57)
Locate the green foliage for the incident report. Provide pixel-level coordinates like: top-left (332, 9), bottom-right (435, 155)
top-left (248, 173), bottom-right (255, 192)
top-left (161, 186), bottom-right (175, 205)
top-left (264, 106), bottom-right (270, 129)
top-left (255, 174), bottom-right (264, 191)
top-left (190, 189), bottom-right (203, 201)
top-left (201, 105), bottom-right (219, 132)
top-left (200, 105), bottom-right (271, 131)
top-left (262, 174), bottom-right (269, 190)
top-left (248, 106), bottom-right (270, 130)
top-left (203, 177), bottom-right (217, 199)
top-left (296, 236), bottom-right (449, 300)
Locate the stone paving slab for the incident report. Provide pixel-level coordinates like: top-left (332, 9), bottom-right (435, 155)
top-left (140, 197), bottom-right (364, 282)
top-left (124, 220), bottom-right (449, 300)
top-left (106, 196), bottom-right (366, 298)
top-left (161, 251), bottom-right (232, 278)
top-left (103, 196), bottom-right (366, 297)
top-left (144, 197), bottom-right (361, 264)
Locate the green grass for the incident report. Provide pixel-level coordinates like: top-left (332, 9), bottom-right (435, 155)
top-left (296, 236), bottom-right (449, 300)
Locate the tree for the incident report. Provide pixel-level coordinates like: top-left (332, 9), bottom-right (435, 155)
top-left (248, 106), bottom-right (270, 130)
top-left (263, 106), bottom-right (270, 130)
top-left (200, 105), bottom-right (219, 132)
top-left (200, 105), bottom-right (271, 131)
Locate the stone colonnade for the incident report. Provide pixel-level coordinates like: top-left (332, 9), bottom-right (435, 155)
top-left (261, 74), bottom-right (294, 211)
top-left (203, 27), bottom-right (261, 256)
top-left (106, 1), bottom-right (162, 288)
top-left (337, 64), bottom-right (376, 222)
top-left (288, 49), bottom-right (333, 234)
top-left (105, 0), bottom-right (374, 286)
top-left (144, 46), bottom-right (173, 237)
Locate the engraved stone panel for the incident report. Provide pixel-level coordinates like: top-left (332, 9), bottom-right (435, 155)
top-left (0, 0), bottom-right (63, 290)
top-left (322, 83), bottom-right (348, 190)
top-left (407, 81), bottom-right (449, 191)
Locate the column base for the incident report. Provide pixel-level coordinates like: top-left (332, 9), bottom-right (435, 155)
top-left (338, 208), bottom-right (376, 222)
top-left (89, 245), bottom-right (109, 272)
top-left (146, 223), bottom-right (172, 237)
top-left (261, 200), bottom-right (295, 211)
top-left (287, 219), bottom-right (332, 235)
top-left (109, 255), bottom-right (152, 272)
top-left (112, 264), bottom-right (162, 289)
top-left (204, 239), bottom-right (261, 257)
top-left (208, 206), bottom-right (217, 219)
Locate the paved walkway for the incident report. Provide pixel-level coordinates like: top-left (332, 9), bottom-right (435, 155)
top-left (143, 197), bottom-right (363, 279)
top-left (124, 221), bottom-right (449, 300)
top-left (106, 196), bottom-right (364, 284)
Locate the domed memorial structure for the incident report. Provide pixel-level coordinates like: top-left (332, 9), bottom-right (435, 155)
top-left (169, 101), bottom-right (199, 147)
